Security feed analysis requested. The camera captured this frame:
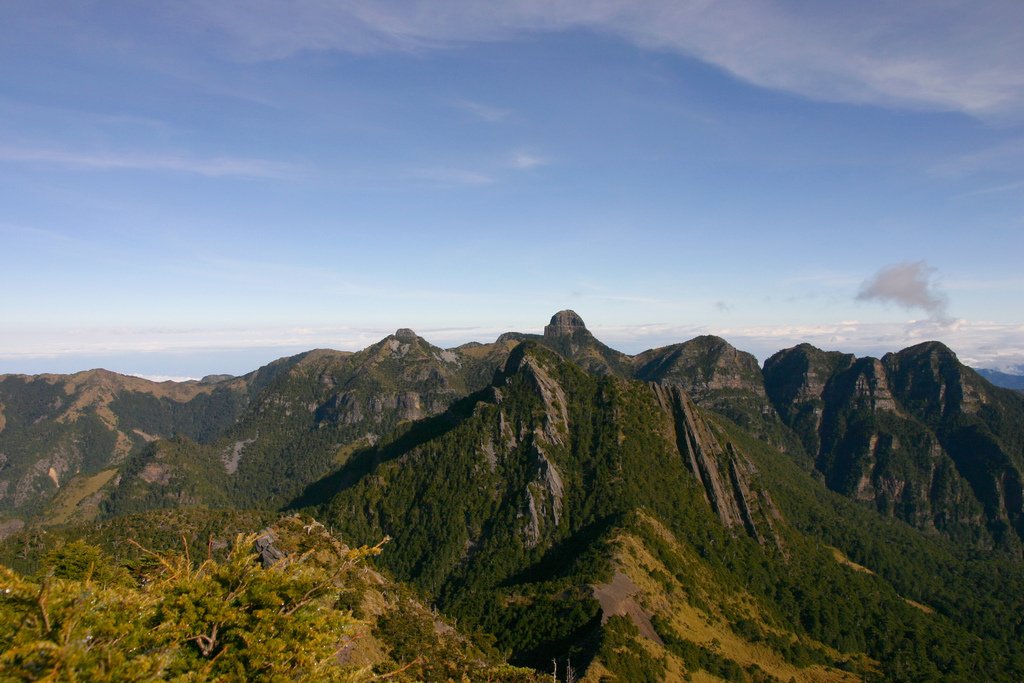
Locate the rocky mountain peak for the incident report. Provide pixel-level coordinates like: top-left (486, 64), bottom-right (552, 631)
top-left (543, 310), bottom-right (587, 337)
top-left (394, 328), bottom-right (419, 342)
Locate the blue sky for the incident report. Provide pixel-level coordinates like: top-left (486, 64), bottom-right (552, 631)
top-left (1, 1), bottom-right (1022, 378)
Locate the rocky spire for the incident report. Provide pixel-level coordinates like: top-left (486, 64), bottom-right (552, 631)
top-left (394, 328), bottom-right (419, 342)
top-left (543, 310), bottom-right (587, 337)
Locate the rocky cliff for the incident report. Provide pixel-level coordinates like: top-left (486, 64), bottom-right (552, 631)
top-left (765, 341), bottom-right (1024, 551)
top-left (651, 382), bottom-right (783, 547)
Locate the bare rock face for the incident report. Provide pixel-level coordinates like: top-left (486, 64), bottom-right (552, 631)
top-left (637, 335), bottom-right (798, 455)
top-left (500, 347), bottom-right (570, 547)
top-left (222, 436), bottom-right (257, 475)
top-left (636, 336), bottom-right (766, 399)
top-left (766, 340), bottom-right (1024, 551)
top-left (592, 571), bottom-right (663, 645)
top-left (253, 530), bottom-right (286, 568)
top-left (884, 341), bottom-right (980, 418)
top-left (0, 517), bottom-right (24, 541)
top-left (849, 359), bottom-right (900, 413)
top-left (394, 328), bottom-right (419, 342)
top-left (519, 355), bottom-right (570, 447)
top-left (651, 382), bottom-right (783, 548)
top-left (543, 310), bottom-right (587, 337)
top-left (523, 444), bottom-right (565, 549)
top-left (536, 310), bottom-right (632, 376)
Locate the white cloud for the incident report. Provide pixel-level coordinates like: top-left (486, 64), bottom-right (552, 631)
top-left (0, 325), bottom-right (385, 358)
top-left (3, 318), bottom-right (1023, 375)
top-left (509, 151), bottom-right (548, 170)
top-left (402, 149), bottom-right (548, 186)
top-left (129, 374), bottom-right (201, 383)
top-left (181, 1), bottom-right (1024, 120)
top-left (0, 146), bottom-right (300, 179)
top-left (714, 320), bottom-right (1024, 369)
top-left (452, 99), bottom-right (512, 123)
top-left (404, 165), bottom-right (495, 185)
top-left (954, 179), bottom-right (1024, 199)
top-left (856, 261), bottom-right (951, 324)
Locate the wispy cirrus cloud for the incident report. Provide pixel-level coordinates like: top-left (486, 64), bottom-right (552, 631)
top-left (953, 179), bottom-right (1024, 199)
top-left (932, 138), bottom-right (1024, 178)
top-left (177, 1), bottom-right (1024, 120)
top-left (402, 147), bottom-right (549, 186)
top-left (509, 150), bottom-right (549, 170)
top-left (0, 146), bottom-right (301, 179)
top-left (452, 99), bottom-right (512, 123)
top-left (403, 165), bottom-right (495, 186)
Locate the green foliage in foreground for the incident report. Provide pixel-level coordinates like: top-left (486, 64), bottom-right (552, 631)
top-left (0, 536), bottom-right (362, 681)
top-left (0, 516), bottom-right (541, 682)
top-left (0, 508), bottom-right (276, 576)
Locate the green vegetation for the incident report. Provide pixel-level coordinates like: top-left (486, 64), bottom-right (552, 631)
top-left (1, 530), bottom-right (362, 680)
top-left (3, 318), bottom-right (1024, 680)
top-left (717, 414), bottom-right (1024, 680)
top-left (0, 516), bottom-right (541, 682)
top-left (0, 508), bottom-right (276, 575)
top-left (313, 343), bottom-right (1024, 680)
top-left (598, 615), bottom-right (666, 682)
top-left (109, 387), bottom-right (246, 444)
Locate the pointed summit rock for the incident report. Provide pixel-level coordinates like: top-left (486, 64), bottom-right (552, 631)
top-left (394, 328), bottom-right (419, 342)
top-left (543, 310), bottom-right (587, 337)
top-left (537, 310), bottom-right (632, 376)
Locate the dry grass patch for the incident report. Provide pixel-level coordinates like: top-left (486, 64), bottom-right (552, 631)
top-left (43, 468), bottom-right (118, 526)
top-left (607, 515), bottom-right (865, 682)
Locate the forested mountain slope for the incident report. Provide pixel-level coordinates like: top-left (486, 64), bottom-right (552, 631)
top-left (307, 343), bottom-right (1024, 681)
top-left (3, 312), bottom-right (1024, 680)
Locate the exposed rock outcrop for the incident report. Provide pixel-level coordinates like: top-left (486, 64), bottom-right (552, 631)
top-left (651, 383), bottom-right (783, 547)
top-left (639, 336), bottom-right (795, 453)
top-left (222, 436), bottom-right (257, 475)
top-left (637, 336), bottom-right (766, 400)
top-left (543, 310), bottom-right (588, 337)
top-left (394, 328), bottom-right (419, 342)
top-left (253, 530), bottom-right (286, 568)
top-left (523, 444), bottom-right (565, 548)
top-left (317, 391), bottom-right (433, 425)
top-left (765, 341), bottom-right (1024, 551)
top-left (536, 311), bottom-right (633, 376)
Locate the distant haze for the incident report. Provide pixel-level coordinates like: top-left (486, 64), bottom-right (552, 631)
top-left (2, 316), bottom-right (1022, 378)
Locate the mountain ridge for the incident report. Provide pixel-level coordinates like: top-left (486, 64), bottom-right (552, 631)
top-left (4, 311), bottom-right (1023, 554)
top-left (3, 313), bottom-right (1024, 680)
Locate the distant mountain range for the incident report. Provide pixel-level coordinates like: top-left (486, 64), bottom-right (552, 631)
top-left (2, 311), bottom-right (1023, 681)
top-left (976, 367), bottom-right (1024, 393)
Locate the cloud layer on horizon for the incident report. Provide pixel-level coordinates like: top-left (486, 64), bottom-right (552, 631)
top-left (4, 318), bottom-right (1023, 375)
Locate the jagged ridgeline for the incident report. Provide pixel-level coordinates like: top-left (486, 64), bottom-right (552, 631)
top-left (2, 311), bottom-right (1024, 681)
top-left (764, 341), bottom-right (1024, 551)
top-left (311, 339), bottom-right (1024, 680)
top-left (4, 310), bottom-right (1020, 556)
top-left (0, 334), bottom-right (515, 528)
